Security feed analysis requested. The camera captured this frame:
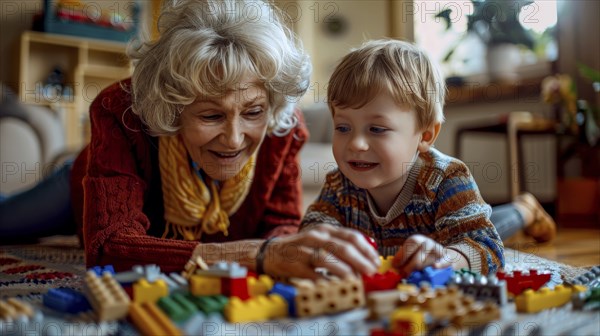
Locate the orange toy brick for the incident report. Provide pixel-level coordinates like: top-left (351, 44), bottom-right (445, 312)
top-left (223, 294), bottom-right (288, 322)
top-left (292, 276), bottom-right (365, 317)
top-left (515, 285), bottom-right (573, 313)
top-left (129, 301), bottom-right (182, 336)
top-left (0, 298), bottom-right (34, 320)
top-left (133, 278), bottom-right (169, 303)
top-left (83, 271), bottom-right (130, 321)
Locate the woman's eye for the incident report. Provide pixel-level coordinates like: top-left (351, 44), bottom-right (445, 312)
top-left (370, 126), bottom-right (387, 134)
top-left (245, 109), bottom-right (264, 118)
top-left (335, 125), bottom-right (350, 133)
top-left (199, 114), bottom-right (222, 121)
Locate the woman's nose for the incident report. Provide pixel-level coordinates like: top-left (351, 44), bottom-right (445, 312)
top-left (222, 119), bottom-right (245, 148)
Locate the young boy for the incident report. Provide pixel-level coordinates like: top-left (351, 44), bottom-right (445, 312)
top-left (300, 40), bottom-right (504, 275)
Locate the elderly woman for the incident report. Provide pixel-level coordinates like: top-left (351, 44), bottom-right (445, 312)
top-left (68, 0), bottom-right (379, 278)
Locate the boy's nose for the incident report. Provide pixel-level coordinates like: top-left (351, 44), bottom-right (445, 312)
top-left (349, 134), bottom-right (368, 152)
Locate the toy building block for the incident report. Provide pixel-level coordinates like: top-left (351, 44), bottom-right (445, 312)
top-left (160, 272), bottom-right (189, 294)
top-left (397, 281), bottom-right (419, 293)
top-left (269, 282), bottom-right (297, 316)
top-left (157, 293), bottom-right (198, 322)
top-left (185, 294), bottom-right (228, 314)
top-left (448, 273), bottom-right (508, 305)
top-left (189, 275), bottom-right (222, 296)
top-left (379, 256), bottom-right (395, 274)
top-left (515, 285), bottom-right (573, 313)
top-left (89, 265), bottom-right (115, 276)
top-left (450, 301), bottom-right (500, 327)
top-left (194, 261), bottom-right (248, 278)
top-left (133, 278), bottom-right (169, 303)
top-left (248, 275), bottom-right (274, 297)
top-left (496, 269), bottom-right (551, 296)
top-left (0, 298), bottom-right (34, 320)
top-left (292, 276), bottom-right (365, 317)
top-left (223, 294), bottom-right (287, 322)
top-left (129, 301), bottom-right (182, 336)
top-left (83, 271), bottom-right (131, 321)
top-left (407, 266), bottom-right (453, 288)
top-left (221, 277), bottom-right (249, 300)
top-left (363, 270), bottom-right (403, 293)
top-left (43, 287), bottom-right (92, 314)
top-left (390, 307), bottom-right (427, 335)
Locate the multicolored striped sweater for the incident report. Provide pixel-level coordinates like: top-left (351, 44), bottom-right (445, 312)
top-left (300, 148), bottom-right (504, 274)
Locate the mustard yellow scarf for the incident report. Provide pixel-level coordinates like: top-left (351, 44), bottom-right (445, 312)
top-left (158, 135), bottom-right (255, 240)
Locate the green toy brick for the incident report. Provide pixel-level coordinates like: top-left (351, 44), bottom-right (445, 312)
top-left (185, 294), bottom-right (228, 314)
top-left (157, 293), bottom-right (198, 322)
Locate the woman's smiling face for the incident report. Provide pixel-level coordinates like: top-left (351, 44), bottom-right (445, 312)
top-left (179, 76), bottom-right (269, 181)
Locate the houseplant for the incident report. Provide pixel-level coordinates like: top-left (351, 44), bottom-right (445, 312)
top-left (436, 0), bottom-right (536, 82)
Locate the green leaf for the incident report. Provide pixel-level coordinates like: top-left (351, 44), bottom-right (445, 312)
top-left (578, 63), bottom-right (600, 83)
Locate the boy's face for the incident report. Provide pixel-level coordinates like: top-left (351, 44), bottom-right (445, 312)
top-left (332, 93), bottom-right (421, 201)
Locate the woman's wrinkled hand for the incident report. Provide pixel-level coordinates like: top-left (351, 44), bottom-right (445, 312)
top-left (262, 224), bottom-right (380, 280)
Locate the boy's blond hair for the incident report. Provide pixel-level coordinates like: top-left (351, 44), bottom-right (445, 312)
top-left (327, 39), bottom-right (446, 130)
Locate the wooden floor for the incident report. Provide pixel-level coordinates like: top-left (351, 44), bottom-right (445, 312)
top-left (505, 227), bottom-right (600, 267)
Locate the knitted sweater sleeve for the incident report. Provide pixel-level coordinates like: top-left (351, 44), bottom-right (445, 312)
top-left (261, 115), bottom-right (309, 238)
top-left (431, 163), bottom-right (505, 274)
top-left (82, 89), bottom-right (197, 272)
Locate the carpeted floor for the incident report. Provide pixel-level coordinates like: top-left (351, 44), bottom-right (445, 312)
top-left (0, 235), bottom-right (595, 302)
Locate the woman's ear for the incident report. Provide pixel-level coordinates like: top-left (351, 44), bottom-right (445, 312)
top-left (417, 122), bottom-right (442, 153)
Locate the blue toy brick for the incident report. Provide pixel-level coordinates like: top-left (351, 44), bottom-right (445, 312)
top-left (269, 283), bottom-right (297, 316)
top-left (407, 266), bottom-right (453, 288)
top-left (43, 288), bottom-right (91, 314)
top-left (89, 265), bottom-right (115, 276)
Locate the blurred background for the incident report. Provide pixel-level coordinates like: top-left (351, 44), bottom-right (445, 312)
top-left (1, 0), bottom-right (598, 226)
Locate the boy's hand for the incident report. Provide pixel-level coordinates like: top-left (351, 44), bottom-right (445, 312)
top-left (392, 234), bottom-right (457, 275)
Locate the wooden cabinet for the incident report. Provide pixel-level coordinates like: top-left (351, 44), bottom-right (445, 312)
top-left (18, 31), bottom-right (132, 150)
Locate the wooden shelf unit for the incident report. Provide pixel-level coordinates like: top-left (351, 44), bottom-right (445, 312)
top-left (19, 31), bottom-right (132, 150)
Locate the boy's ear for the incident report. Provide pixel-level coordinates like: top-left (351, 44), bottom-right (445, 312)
top-left (417, 122), bottom-right (442, 153)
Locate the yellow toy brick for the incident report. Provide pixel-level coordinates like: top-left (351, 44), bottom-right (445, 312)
top-left (0, 298), bottom-right (34, 320)
top-left (189, 275), bottom-right (222, 296)
top-left (133, 278), bottom-right (169, 303)
top-left (515, 285), bottom-right (573, 313)
top-left (223, 294), bottom-right (287, 322)
top-left (379, 256), bottom-right (396, 274)
top-left (129, 301), bottom-right (182, 336)
top-left (248, 275), bottom-right (274, 297)
top-left (293, 276), bottom-right (365, 317)
top-left (83, 271), bottom-right (130, 321)
top-left (390, 307), bottom-right (427, 336)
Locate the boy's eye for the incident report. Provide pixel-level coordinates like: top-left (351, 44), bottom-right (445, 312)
top-left (370, 126), bottom-right (387, 134)
top-left (335, 125), bottom-right (350, 133)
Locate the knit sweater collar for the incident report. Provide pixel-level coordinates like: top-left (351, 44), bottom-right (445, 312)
top-left (367, 155), bottom-right (423, 226)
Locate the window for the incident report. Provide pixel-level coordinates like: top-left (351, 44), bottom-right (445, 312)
top-left (413, 0), bottom-right (558, 79)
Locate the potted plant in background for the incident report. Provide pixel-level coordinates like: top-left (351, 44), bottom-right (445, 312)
top-left (436, 0), bottom-right (536, 83)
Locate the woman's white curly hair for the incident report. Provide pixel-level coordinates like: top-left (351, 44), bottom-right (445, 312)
top-left (127, 0), bottom-right (312, 136)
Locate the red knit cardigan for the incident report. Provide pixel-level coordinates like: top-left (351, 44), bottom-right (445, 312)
top-left (70, 80), bottom-right (308, 272)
